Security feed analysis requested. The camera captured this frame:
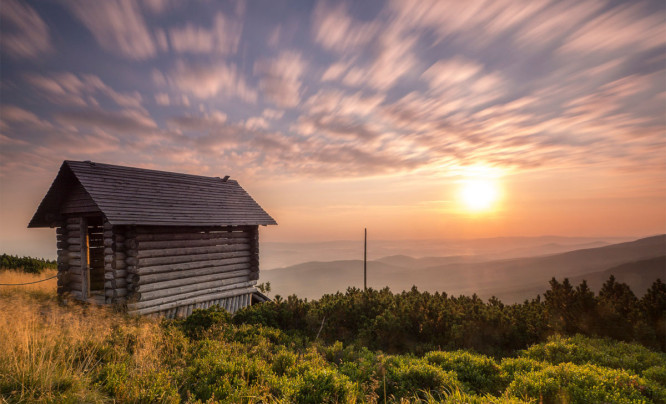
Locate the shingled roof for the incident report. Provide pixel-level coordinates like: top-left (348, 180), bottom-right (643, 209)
top-left (28, 160), bottom-right (277, 228)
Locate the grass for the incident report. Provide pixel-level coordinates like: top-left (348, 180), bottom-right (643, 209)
top-left (1, 269), bottom-right (664, 403)
top-left (0, 269), bottom-right (164, 402)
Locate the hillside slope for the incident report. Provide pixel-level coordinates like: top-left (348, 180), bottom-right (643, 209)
top-left (261, 235), bottom-right (665, 302)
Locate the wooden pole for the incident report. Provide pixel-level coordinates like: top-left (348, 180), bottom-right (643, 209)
top-left (364, 228), bottom-right (367, 292)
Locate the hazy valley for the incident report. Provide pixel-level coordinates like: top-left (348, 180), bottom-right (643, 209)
top-left (261, 234), bottom-right (666, 302)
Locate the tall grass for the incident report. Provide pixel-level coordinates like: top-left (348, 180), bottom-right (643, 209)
top-left (0, 269), bottom-right (57, 296)
top-left (0, 270), bottom-right (168, 402)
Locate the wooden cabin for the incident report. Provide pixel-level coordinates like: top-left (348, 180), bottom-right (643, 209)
top-left (28, 160), bottom-right (276, 317)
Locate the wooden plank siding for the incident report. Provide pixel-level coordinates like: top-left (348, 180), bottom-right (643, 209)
top-left (125, 225), bottom-right (258, 316)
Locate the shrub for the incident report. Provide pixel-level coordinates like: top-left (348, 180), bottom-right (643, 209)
top-left (506, 362), bottom-right (666, 404)
top-left (178, 306), bottom-right (231, 339)
top-left (522, 334), bottom-right (666, 374)
top-left (425, 350), bottom-right (502, 395)
top-left (643, 365), bottom-right (666, 386)
top-left (380, 356), bottom-right (462, 400)
top-left (99, 362), bottom-right (180, 403)
top-left (291, 368), bottom-right (358, 403)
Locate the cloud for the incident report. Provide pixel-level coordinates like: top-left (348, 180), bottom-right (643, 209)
top-left (255, 51), bottom-right (306, 108)
top-left (25, 73), bottom-right (145, 111)
top-left (65, 0), bottom-right (157, 60)
top-left (154, 93), bottom-right (170, 106)
top-left (296, 114), bottom-right (381, 141)
top-left (0, 105), bottom-right (52, 130)
top-left (164, 61), bottom-right (257, 102)
top-left (0, 134), bottom-right (29, 146)
top-left (56, 108), bottom-right (157, 134)
top-left (559, 3), bottom-right (665, 55)
top-left (311, 1), bottom-right (378, 53)
top-left (0, 0), bottom-right (52, 59)
top-left (169, 12), bottom-right (242, 54)
top-left (167, 111), bottom-right (227, 131)
top-left (422, 58), bottom-right (484, 88)
top-left (311, 2), bottom-right (416, 91)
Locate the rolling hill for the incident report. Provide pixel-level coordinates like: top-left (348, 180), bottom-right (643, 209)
top-left (260, 235), bottom-right (665, 302)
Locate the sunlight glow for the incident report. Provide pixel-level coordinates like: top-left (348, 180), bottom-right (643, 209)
top-left (460, 179), bottom-right (499, 212)
top-left (455, 166), bottom-right (503, 213)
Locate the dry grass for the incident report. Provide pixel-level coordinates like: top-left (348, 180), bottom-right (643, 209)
top-left (0, 269), bottom-right (58, 296)
top-left (0, 270), bottom-right (169, 403)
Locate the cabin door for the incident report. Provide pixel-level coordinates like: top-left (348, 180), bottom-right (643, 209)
top-left (84, 216), bottom-right (105, 303)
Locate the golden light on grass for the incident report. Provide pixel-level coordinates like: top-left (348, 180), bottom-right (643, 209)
top-left (0, 269), bottom-right (170, 402)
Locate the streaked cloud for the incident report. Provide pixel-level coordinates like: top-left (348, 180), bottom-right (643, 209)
top-left (164, 60), bottom-right (257, 102)
top-left (65, 0), bottom-right (157, 60)
top-left (169, 12), bottom-right (242, 55)
top-left (255, 51), bottom-right (306, 108)
top-left (0, 0), bottom-right (52, 59)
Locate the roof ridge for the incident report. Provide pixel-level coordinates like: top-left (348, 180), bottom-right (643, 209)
top-left (65, 160), bottom-right (233, 182)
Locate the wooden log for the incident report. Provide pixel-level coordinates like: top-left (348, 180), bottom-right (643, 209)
top-left (65, 223), bottom-right (81, 231)
top-left (137, 262), bottom-right (251, 285)
top-left (125, 257), bottom-right (138, 266)
top-left (135, 225), bottom-right (250, 235)
top-left (56, 227), bottom-right (66, 235)
top-left (105, 270), bottom-right (127, 280)
top-left (134, 270), bottom-right (251, 297)
top-left (68, 259), bottom-right (82, 267)
top-left (67, 237), bottom-right (82, 245)
top-left (138, 251), bottom-right (251, 267)
top-left (137, 237), bottom-right (249, 250)
top-left (103, 221), bottom-right (113, 230)
top-left (105, 288), bottom-right (128, 298)
top-left (58, 251), bottom-right (81, 259)
top-left (106, 278), bottom-right (126, 289)
top-left (66, 217), bottom-right (81, 224)
top-left (131, 286), bottom-right (256, 315)
top-left (138, 256), bottom-right (251, 276)
top-left (135, 230), bottom-right (250, 242)
top-left (249, 271), bottom-right (259, 281)
top-left (103, 230), bottom-right (113, 238)
top-left (105, 253), bottom-right (126, 263)
top-left (137, 244), bottom-right (250, 259)
top-left (69, 281), bottom-right (83, 290)
top-left (67, 267), bottom-right (83, 276)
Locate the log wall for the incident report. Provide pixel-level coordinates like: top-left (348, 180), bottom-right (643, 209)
top-left (126, 225), bottom-right (259, 317)
top-left (56, 216), bottom-right (86, 300)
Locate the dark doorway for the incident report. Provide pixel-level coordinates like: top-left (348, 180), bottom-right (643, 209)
top-left (86, 216), bottom-right (105, 301)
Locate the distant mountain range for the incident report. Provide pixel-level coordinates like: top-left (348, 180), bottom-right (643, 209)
top-left (260, 235), bottom-right (666, 303)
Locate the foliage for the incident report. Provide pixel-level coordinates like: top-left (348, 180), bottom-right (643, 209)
top-left (506, 362), bottom-right (666, 404)
top-left (425, 350), bottom-right (503, 395)
top-left (236, 277), bottom-right (666, 355)
top-left (0, 253), bottom-right (56, 274)
top-left (2, 272), bottom-right (666, 403)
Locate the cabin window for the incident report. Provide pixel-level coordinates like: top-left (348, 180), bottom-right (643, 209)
top-left (86, 216), bottom-right (105, 300)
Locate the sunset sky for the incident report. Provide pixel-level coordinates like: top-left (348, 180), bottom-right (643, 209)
top-left (1, 0), bottom-right (664, 258)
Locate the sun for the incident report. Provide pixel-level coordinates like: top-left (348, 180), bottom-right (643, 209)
top-left (459, 178), bottom-right (500, 213)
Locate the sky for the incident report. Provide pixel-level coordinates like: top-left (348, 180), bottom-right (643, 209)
top-left (0, 0), bottom-right (665, 259)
